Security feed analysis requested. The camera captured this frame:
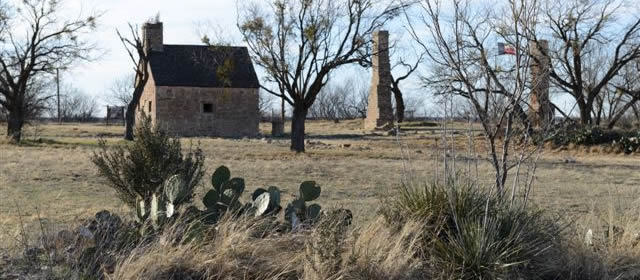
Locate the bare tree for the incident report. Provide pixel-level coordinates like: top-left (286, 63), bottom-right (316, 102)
top-left (528, 0), bottom-right (640, 125)
top-left (598, 62), bottom-right (640, 128)
top-left (238, 0), bottom-right (405, 152)
top-left (309, 76), bottom-right (371, 120)
top-left (390, 54), bottom-right (423, 122)
top-left (411, 0), bottom-right (544, 197)
top-left (48, 85), bottom-right (97, 122)
top-left (259, 89), bottom-right (275, 119)
top-left (345, 76), bottom-right (369, 118)
top-left (108, 74), bottom-right (135, 107)
top-left (117, 22), bottom-right (151, 141)
top-left (0, 0), bottom-right (98, 143)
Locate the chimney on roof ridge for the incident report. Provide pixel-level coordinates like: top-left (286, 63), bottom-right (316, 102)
top-left (143, 21), bottom-right (163, 52)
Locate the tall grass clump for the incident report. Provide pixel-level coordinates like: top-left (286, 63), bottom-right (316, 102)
top-left (112, 214), bottom-right (426, 280)
top-left (380, 180), bottom-right (562, 279)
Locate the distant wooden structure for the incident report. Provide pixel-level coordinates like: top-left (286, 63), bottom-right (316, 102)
top-left (106, 106), bottom-right (125, 125)
top-left (271, 109), bottom-right (284, 137)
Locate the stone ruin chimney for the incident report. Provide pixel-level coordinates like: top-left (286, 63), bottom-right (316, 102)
top-left (364, 30), bottom-right (394, 130)
top-left (530, 40), bottom-right (553, 128)
top-left (143, 21), bottom-right (163, 52)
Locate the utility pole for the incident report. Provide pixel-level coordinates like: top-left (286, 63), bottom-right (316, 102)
top-left (279, 84), bottom-right (285, 122)
top-left (56, 68), bottom-right (61, 123)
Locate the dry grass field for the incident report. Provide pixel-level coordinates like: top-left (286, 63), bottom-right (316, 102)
top-left (1, 119), bottom-right (639, 251)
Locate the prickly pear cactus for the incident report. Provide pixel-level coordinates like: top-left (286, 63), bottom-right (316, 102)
top-left (252, 188), bottom-right (267, 201)
top-left (135, 196), bottom-right (148, 223)
top-left (267, 186), bottom-right (281, 206)
top-left (211, 166), bottom-right (231, 192)
top-left (253, 192), bottom-right (271, 217)
top-left (202, 166), bottom-right (247, 222)
top-left (300, 181), bottom-right (321, 201)
top-left (150, 193), bottom-right (167, 230)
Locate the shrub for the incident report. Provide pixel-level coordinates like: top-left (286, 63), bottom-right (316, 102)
top-left (550, 124), bottom-right (621, 146)
top-left (548, 123), bottom-right (640, 153)
top-left (91, 114), bottom-right (205, 209)
top-left (615, 131), bottom-right (640, 154)
top-left (380, 181), bottom-right (562, 279)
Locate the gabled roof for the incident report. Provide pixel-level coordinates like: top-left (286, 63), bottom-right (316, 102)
top-left (148, 45), bottom-right (260, 89)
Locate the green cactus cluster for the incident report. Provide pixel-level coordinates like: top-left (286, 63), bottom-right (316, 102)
top-left (201, 166), bottom-right (245, 221)
top-left (134, 165), bottom-right (329, 234)
top-left (135, 174), bottom-right (193, 232)
top-left (285, 181), bottom-right (323, 230)
top-left (197, 166), bottom-right (326, 230)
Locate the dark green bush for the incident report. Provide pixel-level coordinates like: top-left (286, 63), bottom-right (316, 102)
top-left (548, 123), bottom-right (639, 153)
top-left (615, 131), bottom-right (640, 154)
top-left (91, 114), bottom-right (205, 208)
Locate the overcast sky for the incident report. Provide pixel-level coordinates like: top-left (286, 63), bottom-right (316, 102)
top-left (63, 0), bottom-right (244, 110)
top-left (28, 0), bottom-right (575, 117)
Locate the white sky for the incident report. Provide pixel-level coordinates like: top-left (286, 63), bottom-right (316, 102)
top-left (32, 0), bottom-right (578, 117)
top-left (64, 0), bottom-right (243, 109)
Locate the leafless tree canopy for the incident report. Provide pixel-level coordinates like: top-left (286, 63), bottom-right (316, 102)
top-left (529, 0), bottom-right (640, 126)
top-left (238, 0), bottom-right (405, 152)
top-left (0, 0), bottom-right (98, 142)
top-left (309, 76), bottom-right (369, 120)
top-left (108, 74), bottom-right (135, 107)
top-left (411, 0), bottom-right (545, 197)
top-left (47, 85), bottom-right (97, 122)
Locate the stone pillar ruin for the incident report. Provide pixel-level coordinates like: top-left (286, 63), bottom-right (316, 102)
top-left (364, 30), bottom-right (394, 130)
top-left (529, 40), bottom-right (553, 128)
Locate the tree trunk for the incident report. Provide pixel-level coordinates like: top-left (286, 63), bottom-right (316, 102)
top-left (124, 77), bottom-right (147, 141)
top-left (578, 102), bottom-right (592, 125)
top-left (281, 96), bottom-right (286, 122)
top-left (607, 97), bottom-right (640, 129)
top-left (290, 105), bottom-right (307, 152)
top-left (7, 110), bottom-right (24, 143)
top-left (124, 101), bottom-right (137, 140)
top-left (391, 87), bottom-right (405, 123)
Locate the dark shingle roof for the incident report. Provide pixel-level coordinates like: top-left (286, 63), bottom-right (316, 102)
top-left (148, 45), bottom-right (260, 88)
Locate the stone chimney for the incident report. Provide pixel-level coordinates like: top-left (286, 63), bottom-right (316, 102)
top-left (530, 40), bottom-right (553, 127)
top-left (143, 22), bottom-right (163, 52)
top-left (364, 30), bottom-right (394, 130)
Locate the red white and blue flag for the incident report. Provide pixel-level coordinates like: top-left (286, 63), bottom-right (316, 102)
top-left (498, 43), bottom-right (516, 55)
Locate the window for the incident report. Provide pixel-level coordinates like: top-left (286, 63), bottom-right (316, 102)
top-left (148, 101), bottom-right (152, 113)
top-left (203, 103), bottom-right (213, 113)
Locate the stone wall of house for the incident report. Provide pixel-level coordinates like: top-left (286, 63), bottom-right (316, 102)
top-left (137, 73), bottom-right (157, 126)
top-left (154, 86), bottom-right (259, 137)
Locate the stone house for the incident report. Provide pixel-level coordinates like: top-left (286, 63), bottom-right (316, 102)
top-left (137, 21), bottom-right (260, 137)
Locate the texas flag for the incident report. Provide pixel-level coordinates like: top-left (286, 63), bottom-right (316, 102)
top-left (498, 43), bottom-right (516, 55)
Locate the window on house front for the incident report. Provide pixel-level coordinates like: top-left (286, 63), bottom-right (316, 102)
top-left (203, 103), bottom-right (213, 113)
top-left (148, 101), bottom-right (152, 113)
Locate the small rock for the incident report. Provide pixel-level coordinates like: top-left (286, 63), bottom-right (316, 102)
top-left (55, 229), bottom-right (74, 250)
top-left (75, 226), bottom-right (95, 248)
top-left (340, 143), bottom-right (351, 148)
top-left (585, 229), bottom-right (593, 246)
top-left (415, 150), bottom-right (423, 154)
top-left (563, 157), bottom-right (577, 164)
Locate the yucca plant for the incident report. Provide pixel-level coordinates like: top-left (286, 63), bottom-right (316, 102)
top-left (381, 180), bottom-right (561, 279)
